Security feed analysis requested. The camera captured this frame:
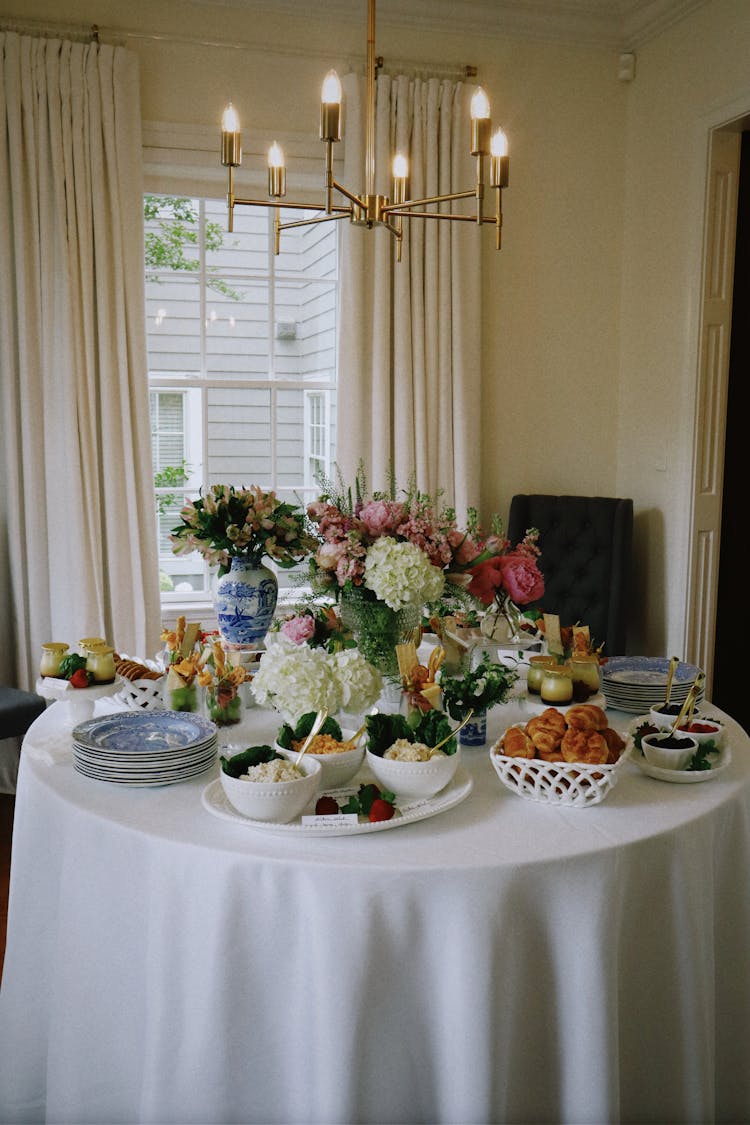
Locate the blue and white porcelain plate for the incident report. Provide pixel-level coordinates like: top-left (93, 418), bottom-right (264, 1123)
top-left (73, 711), bottom-right (216, 754)
top-left (602, 657), bottom-right (701, 686)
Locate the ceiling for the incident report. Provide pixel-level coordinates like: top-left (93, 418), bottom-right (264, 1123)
top-left (194, 0), bottom-right (710, 49)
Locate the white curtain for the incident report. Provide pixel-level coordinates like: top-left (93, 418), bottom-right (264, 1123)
top-left (336, 73), bottom-right (482, 515)
top-left (0, 31), bottom-right (161, 690)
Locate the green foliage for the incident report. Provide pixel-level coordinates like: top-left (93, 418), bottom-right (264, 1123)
top-left (220, 745), bottom-right (279, 777)
top-left (340, 782), bottom-right (396, 816)
top-left (364, 709), bottom-right (457, 757)
top-left (58, 653), bottom-right (88, 680)
top-left (155, 460), bottom-right (190, 516)
top-left (144, 194), bottom-right (242, 301)
top-left (440, 652), bottom-right (518, 721)
top-left (276, 712), bottom-right (344, 750)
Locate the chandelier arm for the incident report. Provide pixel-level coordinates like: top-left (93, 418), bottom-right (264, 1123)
top-left (330, 179), bottom-right (367, 210)
top-left (386, 209), bottom-right (498, 223)
top-left (276, 211), bottom-right (354, 232)
top-left (382, 189), bottom-right (476, 214)
top-left (233, 195), bottom-right (351, 214)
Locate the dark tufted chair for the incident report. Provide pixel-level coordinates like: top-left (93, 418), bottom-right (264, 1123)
top-left (507, 494), bottom-right (633, 656)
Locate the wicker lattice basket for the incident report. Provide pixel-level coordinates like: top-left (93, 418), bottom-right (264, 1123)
top-left (490, 727), bottom-right (633, 808)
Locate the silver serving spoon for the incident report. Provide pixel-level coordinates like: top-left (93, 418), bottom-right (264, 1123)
top-left (295, 709), bottom-right (329, 768)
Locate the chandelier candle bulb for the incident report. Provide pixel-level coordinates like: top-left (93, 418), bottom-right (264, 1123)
top-left (221, 103), bottom-right (241, 167)
top-left (392, 153), bottom-right (408, 205)
top-left (470, 86), bottom-right (491, 155)
top-left (267, 142), bottom-right (286, 198)
top-left (490, 128), bottom-right (510, 188)
top-left (320, 69), bottom-right (342, 142)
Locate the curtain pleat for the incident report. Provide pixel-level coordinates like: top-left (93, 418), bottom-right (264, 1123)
top-left (0, 31), bottom-right (161, 689)
top-left (337, 72), bottom-right (481, 514)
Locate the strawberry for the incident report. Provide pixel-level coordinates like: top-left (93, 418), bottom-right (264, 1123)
top-left (69, 668), bottom-right (90, 689)
top-left (315, 795), bottom-right (340, 816)
top-left (369, 798), bottom-right (395, 823)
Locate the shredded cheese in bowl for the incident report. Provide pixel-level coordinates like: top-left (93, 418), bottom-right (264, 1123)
top-left (384, 739), bottom-right (446, 762)
top-left (290, 734), bottom-right (357, 756)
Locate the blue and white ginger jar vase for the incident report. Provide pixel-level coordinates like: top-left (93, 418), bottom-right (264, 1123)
top-left (215, 556), bottom-right (278, 646)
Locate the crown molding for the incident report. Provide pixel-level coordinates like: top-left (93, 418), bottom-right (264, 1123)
top-left (189, 0), bottom-right (710, 49)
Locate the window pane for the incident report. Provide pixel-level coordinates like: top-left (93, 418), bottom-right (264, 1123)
top-left (273, 278), bottom-right (336, 381)
top-left (205, 284), bottom-right (270, 378)
top-left (207, 387), bottom-right (272, 481)
top-left (205, 201), bottom-right (269, 275)
top-left (146, 275), bottom-right (201, 374)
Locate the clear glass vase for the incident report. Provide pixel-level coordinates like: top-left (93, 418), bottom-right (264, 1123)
top-left (339, 586), bottom-right (421, 683)
top-left (204, 683), bottom-right (243, 726)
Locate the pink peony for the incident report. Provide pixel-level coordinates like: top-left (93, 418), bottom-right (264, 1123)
top-left (447, 529), bottom-right (483, 567)
top-left (315, 541), bottom-right (347, 571)
top-left (498, 554), bottom-right (545, 605)
top-left (359, 499), bottom-right (405, 538)
top-left (466, 557), bottom-right (505, 605)
top-left (280, 615), bottom-right (317, 645)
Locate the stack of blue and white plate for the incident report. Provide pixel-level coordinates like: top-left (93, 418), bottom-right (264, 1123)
top-left (72, 712), bottom-right (217, 786)
top-left (601, 656), bottom-right (704, 714)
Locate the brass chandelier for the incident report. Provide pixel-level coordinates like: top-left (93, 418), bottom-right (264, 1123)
top-left (220, 0), bottom-right (509, 259)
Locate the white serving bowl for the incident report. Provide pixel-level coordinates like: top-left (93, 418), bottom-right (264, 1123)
top-left (674, 717), bottom-right (724, 746)
top-left (277, 729), bottom-right (364, 789)
top-left (219, 754), bottom-right (321, 822)
top-left (648, 703), bottom-right (696, 730)
top-left (365, 746), bottom-right (461, 799)
top-left (641, 731), bottom-right (697, 771)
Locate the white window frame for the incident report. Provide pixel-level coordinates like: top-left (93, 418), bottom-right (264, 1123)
top-left (142, 136), bottom-right (337, 621)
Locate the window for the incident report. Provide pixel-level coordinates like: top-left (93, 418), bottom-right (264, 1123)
top-left (145, 195), bottom-right (338, 601)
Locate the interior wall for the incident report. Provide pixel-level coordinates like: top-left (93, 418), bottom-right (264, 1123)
top-left (616, 0), bottom-right (750, 657)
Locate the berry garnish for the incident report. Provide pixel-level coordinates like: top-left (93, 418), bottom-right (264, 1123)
top-left (369, 798), bottom-right (395, 823)
top-left (315, 795), bottom-right (340, 816)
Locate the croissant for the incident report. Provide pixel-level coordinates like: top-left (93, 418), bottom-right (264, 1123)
top-left (501, 725), bottom-right (535, 758)
top-left (565, 704), bottom-right (608, 731)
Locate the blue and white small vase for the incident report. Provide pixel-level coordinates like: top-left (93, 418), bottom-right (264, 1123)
top-left (458, 709), bottom-right (488, 747)
top-left (215, 556), bottom-right (278, 646)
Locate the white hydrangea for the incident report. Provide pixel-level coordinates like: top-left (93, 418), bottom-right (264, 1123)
top-left (250, 636), bottom-right (343, 722)
top-left (330, 648), bottom-right (382, 714)
top-left (363, 537), bottom-right (445, 611)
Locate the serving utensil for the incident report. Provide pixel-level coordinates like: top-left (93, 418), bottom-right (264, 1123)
top-left (668, 672), bottom-right (703, 736)
top-left (295, 709), bottom-right (329, 767)
top-left (432, 708), bottom-right (475, 752)
top-left (664, 655), bottom-right (680, 705)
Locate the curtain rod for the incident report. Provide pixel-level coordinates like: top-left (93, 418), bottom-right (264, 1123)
top-left (0, 14), bottom-right (475, 80)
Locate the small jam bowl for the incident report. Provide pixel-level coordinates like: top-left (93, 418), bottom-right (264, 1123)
top-left (365, 746), bottom-right (461, 799)
top-left (277, 729), bottom-right (364, 789)
top-left (675, 717), bottom-right (724, 746)
top-left (648, 703), bottom-right (693, 730)
top-left (220, 753), bottom-right (321, 822)
top-left (641, 731), bottom-right (698, 771)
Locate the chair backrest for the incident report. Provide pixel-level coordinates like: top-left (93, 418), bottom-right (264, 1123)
top-left (506, 494), bottom-right (633, 656)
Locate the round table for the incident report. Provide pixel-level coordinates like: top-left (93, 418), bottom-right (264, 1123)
top-left (1, 697), bottom-right (749, 1125)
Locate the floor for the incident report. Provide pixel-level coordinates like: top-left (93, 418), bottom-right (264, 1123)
top-left (0, 794), bottom-right (13, 982)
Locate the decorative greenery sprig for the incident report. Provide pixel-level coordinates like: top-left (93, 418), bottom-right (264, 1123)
top-left (440, 652), bottom-right (518, 721)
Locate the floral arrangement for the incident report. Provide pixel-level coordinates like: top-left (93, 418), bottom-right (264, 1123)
top-left (439, 652), bottom-right (518, 721)
top-left (307, 465), bottom-right (545, 626)
top-left (170, 484), bottom-right (318, 576)
top-left (250, 635), bottom-right (383, 722)
top-left (270, 604), bottom-right (355, 654)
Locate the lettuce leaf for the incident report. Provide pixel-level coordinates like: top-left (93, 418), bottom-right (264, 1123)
top-left (276, 712), bottom-right (343, 749)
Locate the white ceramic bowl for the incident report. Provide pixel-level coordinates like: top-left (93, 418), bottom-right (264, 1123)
top-left (365, 746), bottom-right (461, 799)
top-left (648, 703), bottom-right (698, 730)
top-left (219, 754), bottom-right (321, 822)
top-left (641, 731), bottom-right (698, 771)
top-left (674, 717), bottom-right (724, 746)
top-left (277, 729), bottom-right (364, 789)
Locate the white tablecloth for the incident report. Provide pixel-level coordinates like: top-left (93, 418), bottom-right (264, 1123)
top-left (1, 697), bottom-right (749, 1125)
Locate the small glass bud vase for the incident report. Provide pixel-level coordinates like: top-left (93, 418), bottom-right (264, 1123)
top-left (205, 682), bottom-right (242, 726)
top-left (40, 642), bottom-right (69, 678)
top-left (166, 682), bottom-right (199, 713)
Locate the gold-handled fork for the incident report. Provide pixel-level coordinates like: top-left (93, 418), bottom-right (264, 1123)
top-left (432, 708), bottom-right (475, 752)
top-left (295, 709), bottom-right (329, 768)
